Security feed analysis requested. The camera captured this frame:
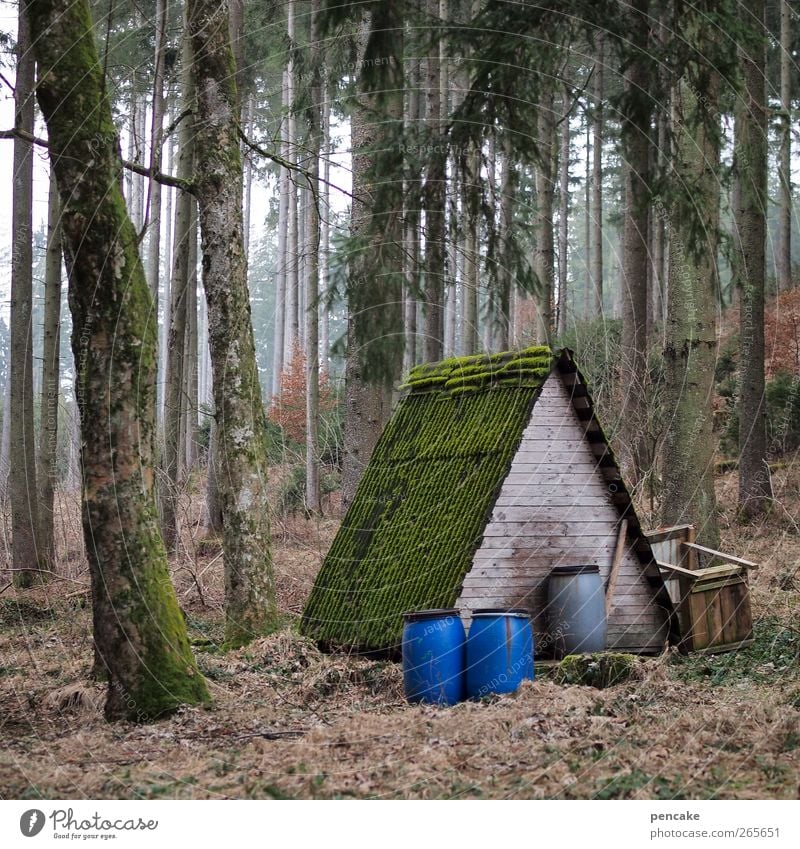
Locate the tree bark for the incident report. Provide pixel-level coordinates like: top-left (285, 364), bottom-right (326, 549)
top-left (189, 0), bottom-right (278, 646)
top-left (305, 0), bottom-right (322, 513)
top-left (28, 0), bottom-right (209, 720)
top-left (661, 25), bottom-right (721, 548)
top-left (534, 88), bottom-right (556, 343)
top-left (271, 70), bottom-right (290, 398)
top-left (557, 91), bottom-right (571, 337)
top-left (10, 1), bottom-right (41, 587)
top-left (284, 0), bottom-right (299, 364)
top-left (619, 0), bottom-right (652, 486)
top-left (162, 13), bottom-right (195, 551)
top-left (320, 79), bottom-right (331, 370)
top-left (184, 215), bottom-right (199, 473)
top-left (777, 0), bottom-right (792, 291)
top-left (423, 0), bottom-right (446, 361)
top-left (341, 10), bottom-right (404, 510)
top-left (590, 46), bottom-right (604, 314)
top-left (145, 0), bottom-right (169, 303)
top-left (403, 53), bottom-right (422, 372)
top-left (461, 140), bottom-right (481, 354)
top-left (37, 167), bottom-right (62, 572)
top-left (497, 134), bottom-right (515, 350)
top-left (736, 0), bottom-right (772, 516)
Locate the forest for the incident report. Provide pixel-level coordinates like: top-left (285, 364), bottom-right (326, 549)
top-left (0, 0), bottom-right (798, 802)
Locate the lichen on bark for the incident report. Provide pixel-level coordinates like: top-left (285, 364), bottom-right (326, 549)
top-left (188, 0), bottom-right (278, 647)
top-left (28, 0), bottom-right (209, 720)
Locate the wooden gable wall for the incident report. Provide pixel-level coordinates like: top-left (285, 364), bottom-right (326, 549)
top-left (455, 371), bottom-right (670, 654)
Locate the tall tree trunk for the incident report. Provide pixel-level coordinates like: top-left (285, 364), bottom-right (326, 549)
top-left (423, 0), bottom-right (446, 361)
top-left (0, 375), bottom-right (10, 501)
top-left (28, 0), bottom-right (209, 720)
top-left (184, 217), bottom-right (199, 473)
top-left (590, 46), bottom-right (604, 313)
top-left (619, 0), bottom-right (652, 486)
top-left (341, 10), bottom-right (405, 510)
top-left (497, 134), bottom-right (515, 350)
top-left (37, 167), bottom-right (62, 572)
top-left (650, 107), bottom-right (668, 331)
top-left (189, 0), bottom-right (278, 646)
top-left (736, 0), bottom-right (772, 516)
top-left (461, 141), bottom-right (481, 354)
top-left (162, 14), bottom-right (195, 551)
top-left (305, 0), bottom-right (322, 513)
top-left (534, 88), bottom-right (556, 343)
top-left (159, 97), bottom-right (177, 425)
top-left (284, 0), bottom-right (299, 364)
top-left (557, 92), bottom-right (571, 337)
top-left (403, 53), bottom-right (422, 372)
top-left (145, 0), bottom-right (169, 302)
top-left (777, 0), bottom-right (792, 291)
top-left (10, 2), bottom-right (41, 587)
top-left (320, 80), bottom-right (331, 370)
top-left (271, 70), bottom-right (290, 398)
top-left (661, 22), bottom-right (721, 548)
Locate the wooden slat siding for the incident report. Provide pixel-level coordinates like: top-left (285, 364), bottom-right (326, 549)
top-left (457, 373), bottom-right (668, 652)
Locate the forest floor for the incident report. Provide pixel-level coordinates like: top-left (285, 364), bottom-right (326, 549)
top-left (0, 469), bottom-right (798, 800)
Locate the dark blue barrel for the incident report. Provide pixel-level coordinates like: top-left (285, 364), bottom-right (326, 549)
top-left (402, 609), bottom-right (466, 705)
top-left (465, 608), bottom-right (534, 699)
top-left (547, 564), bottom-right (608, 658)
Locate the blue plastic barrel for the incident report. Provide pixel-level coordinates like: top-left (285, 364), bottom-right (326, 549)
top-left (465, 608), bottom-right (535, 699)
top-left (402, 609), bottom-right (466, 705)
top-left (547, 564), bottom-right (608, 658)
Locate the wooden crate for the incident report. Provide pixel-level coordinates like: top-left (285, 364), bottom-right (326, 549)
top-left (645, 527), bottom-right (756, 655)
top-left (683, 565), bottom-right (753, 652)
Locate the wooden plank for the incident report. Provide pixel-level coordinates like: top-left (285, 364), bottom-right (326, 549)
top-left (720, 584), bottom-right (740, 645)
top-left (494, 495), bottom-right (615, 507)
top-left (487, 510), bottom-right (619, 525)
top-left (467, 561), bottom-right (655, 582)
top-left (477, 537), bottom-right (617, 551)
top-left (681, 542), bottom-right (758, 570)
top-left (705, 589), bottom-right (725, 647)
top-left (503, 463), bottom-right (604, 474)
top-left (498, 484), bottom-right (611, 497)
top-left (513, 440), bottom-right (600, 452)
top-left (481, 522), bottom-right (618, 537)
top-left (643, 524), bottom-right (694, 544)
top-left (502, 472), bottom-right (606, 486)
top-left (512, 449), bottom-right (598, 462)
top-left (605, 519), bottom-right (628, 618)
top-left (656, 559), bottom-right (701, 580)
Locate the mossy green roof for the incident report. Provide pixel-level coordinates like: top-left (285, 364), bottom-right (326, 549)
top-left (300, 346), bottom-right (553, 651)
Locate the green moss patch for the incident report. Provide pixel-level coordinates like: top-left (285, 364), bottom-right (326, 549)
top-left (552, 653), bottom-right (641, 689)
top-left (301, 346), bottom-right (553, 651)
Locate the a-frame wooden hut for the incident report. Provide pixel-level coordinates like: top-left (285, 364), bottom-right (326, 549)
top-left (301, 347), bottom-right (677, 655)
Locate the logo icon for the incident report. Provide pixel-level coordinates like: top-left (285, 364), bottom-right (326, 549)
top-left (20, 810), bottom-right (45, 837)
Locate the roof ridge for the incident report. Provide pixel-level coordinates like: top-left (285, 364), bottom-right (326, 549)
top-left (401, 345), bottom-right (553, 396)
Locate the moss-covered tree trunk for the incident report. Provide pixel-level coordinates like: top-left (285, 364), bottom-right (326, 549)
top-left (10, 0), bottom-right (41, 587)
top-left (188, 0), bottom-right (278, 646)
top-left (661, 20), bottom-right (721, 548)
top-left (27, 0), bottom-right (209, 720)
top-left (735, 0), bottom-right (772, 516)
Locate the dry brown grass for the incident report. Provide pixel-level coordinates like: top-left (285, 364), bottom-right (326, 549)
top-left (0, 469), bottom-right (798, 799)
